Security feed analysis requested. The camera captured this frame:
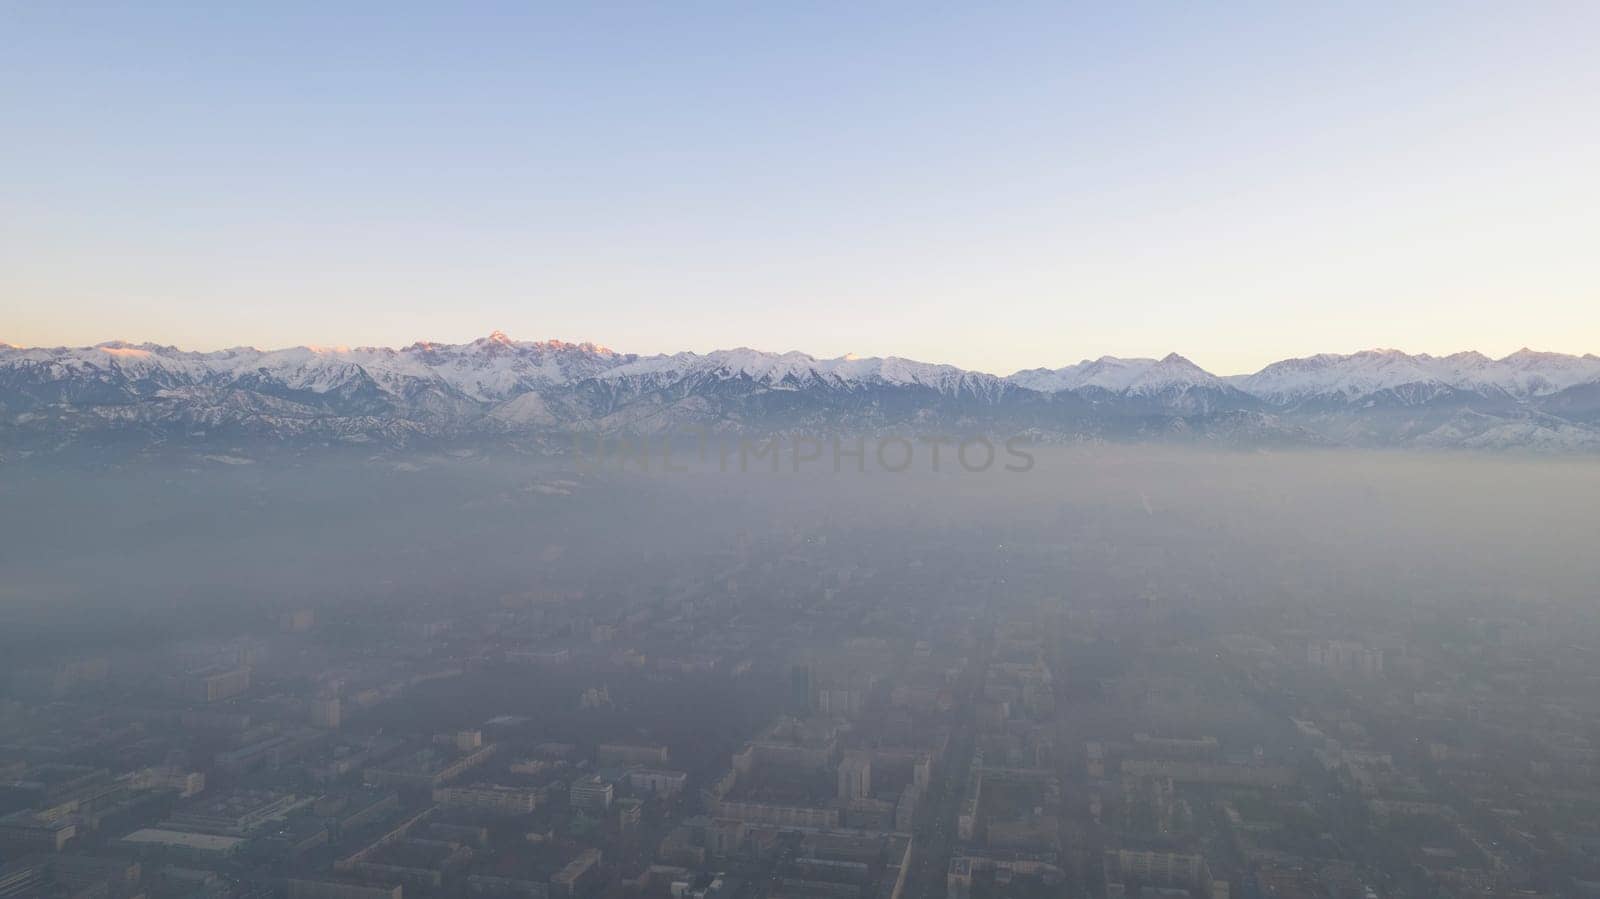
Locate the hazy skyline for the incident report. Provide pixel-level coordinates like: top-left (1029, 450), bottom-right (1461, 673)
top-left (6, 3), bottom-right (1599, 374)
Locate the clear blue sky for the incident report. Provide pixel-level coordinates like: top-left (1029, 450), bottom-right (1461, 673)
top-left (4, 2), bottom-right (1598, 373)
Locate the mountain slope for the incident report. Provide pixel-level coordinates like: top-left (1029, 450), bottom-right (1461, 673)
top-left (3, 336), bottom-right (1599, 453)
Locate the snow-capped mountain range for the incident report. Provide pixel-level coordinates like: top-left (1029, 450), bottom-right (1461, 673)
top-left (1232, 348), bottom-right (1600, 404)
top-left (4, 333), bottom-right (1600, 454)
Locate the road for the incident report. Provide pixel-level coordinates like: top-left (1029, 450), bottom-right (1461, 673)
top-left (903, 617), bottom-right (992, 898)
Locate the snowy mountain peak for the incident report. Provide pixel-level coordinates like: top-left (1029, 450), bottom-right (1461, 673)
top-left (449, 332), bottom-right (619, 358)
top-left (1239, 347), bottom-right (1600, 403)
top-left (469, 331), bottom-right (521, 355)
top-left (1006, 353), bottom-right (1226, 394)
top-left (594, 346), bottom-right (993, 396)
top-left (95, 339), bottom-right (176, 353)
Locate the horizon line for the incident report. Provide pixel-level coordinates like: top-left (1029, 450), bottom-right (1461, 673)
top-left (3, 332), bottom-right (1597, 380)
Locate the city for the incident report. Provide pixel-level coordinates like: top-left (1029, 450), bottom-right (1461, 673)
top-left (3, 452), bottom-right (1597, 898)
top-left (6, 3), bottom-right (1600, 897)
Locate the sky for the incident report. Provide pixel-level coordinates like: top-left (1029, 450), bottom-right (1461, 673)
top-left (3, 3), bottom-right (1598, 375)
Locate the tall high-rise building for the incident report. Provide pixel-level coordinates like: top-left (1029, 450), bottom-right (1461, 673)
top-left (309, 697), bottom-right (341, 729)
top-left (838, 752), bottom-right (871, 801)
top-left (569, 776), bottom-right (613, 813)
top-left (790, 665), bottom-right (814, 716)
top-left (186, 667), bottom-right (251, 703)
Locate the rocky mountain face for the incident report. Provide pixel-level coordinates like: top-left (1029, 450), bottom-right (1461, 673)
top-left (4, 334), bottom-right (1600, 454)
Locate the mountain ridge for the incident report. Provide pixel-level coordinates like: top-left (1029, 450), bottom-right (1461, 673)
top-left (5, 334), bottom-right (1600, 454)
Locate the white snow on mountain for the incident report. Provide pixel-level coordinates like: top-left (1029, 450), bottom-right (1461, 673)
top-left (3, 341), bottom-right (217, 382)
top-left (1236, 349), bottom-right (1600, 403)
top-left (1, 332), bottom-right (632, 402)
top-left (7, 337), bottom-right (1600, 405)
top-left (7, 335), bottom-right (1600, 451)
top-left (1006, 353), bottom-right (1225, 395)
top-left (594, 348), bottom-right (1002, 397)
